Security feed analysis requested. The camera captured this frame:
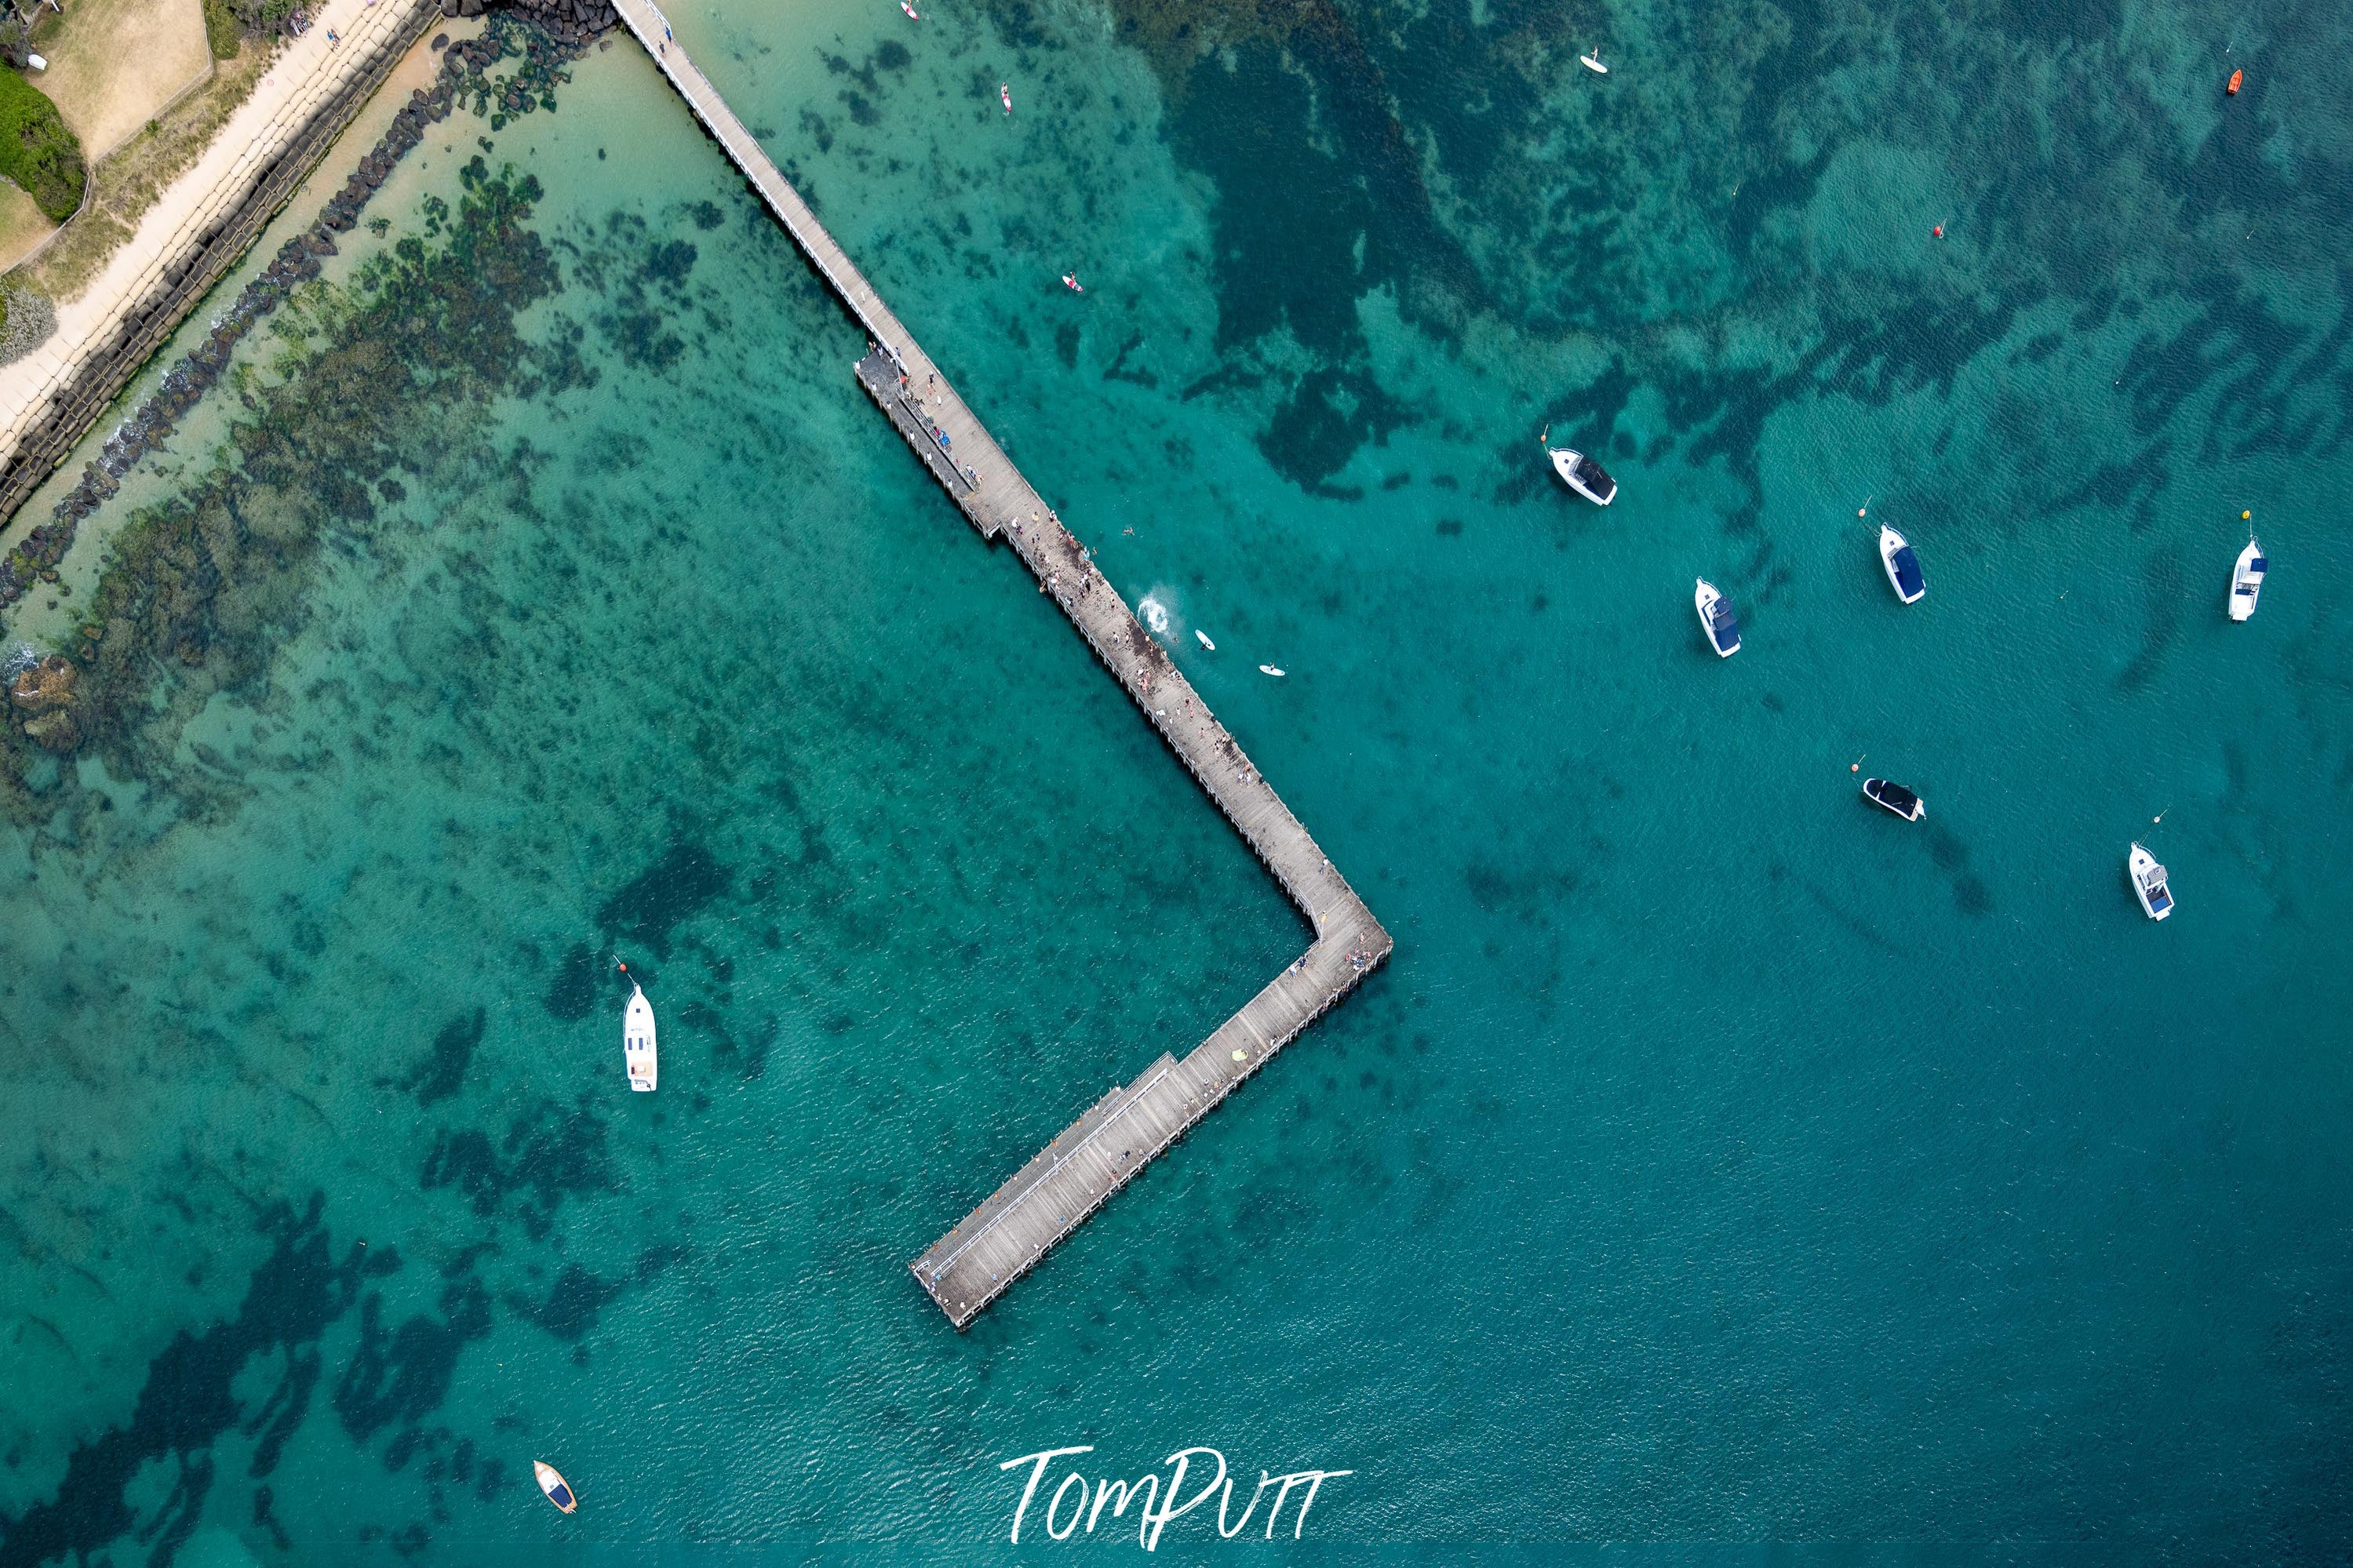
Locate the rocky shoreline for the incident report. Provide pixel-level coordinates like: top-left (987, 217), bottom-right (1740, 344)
top-left (3, 7), bottom-right (603, 768)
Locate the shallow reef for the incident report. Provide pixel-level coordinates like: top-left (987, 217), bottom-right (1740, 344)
top-left (2, 15), bottom-right (603, 810)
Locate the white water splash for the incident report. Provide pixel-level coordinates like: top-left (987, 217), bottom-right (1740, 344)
top-left (1137, 591), bottom-right (1172, 638)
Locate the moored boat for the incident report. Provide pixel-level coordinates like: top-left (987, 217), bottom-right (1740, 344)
top-left (2228, 535), bottom-right (2265, 621)
top-left (623, 972), bottom-right (657, 1093)
top-left (2128, 842), bottom-right (2173, 921)
top-left (1547, 446), bottom-right (1617, 505)
top-left (1196, 628), bottom-right (1215, 650)
top-left (1878, 524), bottom-right (1925, 605)
top-left (534, 1461), bottom-right (577, 1514)
top-left (1862, 777), bottom-right (1925, 821)
top-left (1695, 578), bottom-right (1740, 657)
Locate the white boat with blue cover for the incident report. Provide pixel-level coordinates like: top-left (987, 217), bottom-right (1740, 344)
top-left (2228, 536), bottom-right (2265, 621)
top-left (2129, 842), bottom-right (2173, 921)
top-left (1879, 524), bottom-right (1925, 605)
top-left (1695, 578), bottom-right (1740, 657)
top-left (1548, 446), bottom-right (1617, 505)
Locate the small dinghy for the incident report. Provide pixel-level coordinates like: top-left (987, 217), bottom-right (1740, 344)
top-left (1547, 446), bottom-right (1617, 505)
top-left (621, 966), bottom-right (657, 1093)
top-left (900, 1), bottom-right (919, 18)
top-left (1258, 664), bottom-right (1285, 677)
top-left (1580, 48), bottom-right (1608, 74)
top-left (1000, 83), bottom-right (1012, 112)
top-left (2226, 67), bottom-right (2242, 95)
top-left (1695, 578), bottom-right (1740, 657)
top-left (2129, 842), bottom-right (2173, 920)
top-left (1061, 273), bottom-right (1084, 293)
top-left (534, 1461), bottom-right (578, 1514)
top-left (1195, 628), bottom-right (1215, 651)
top-left (2228, 535), bottom-right (2265, 621)
top-left (1862, 777), bottom-right (1925, 821)
top-left (1878, 523), bottom-right (1925, 605)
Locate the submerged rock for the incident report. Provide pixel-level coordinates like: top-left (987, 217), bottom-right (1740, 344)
top-left (23, 708), bottom-right (80, 754)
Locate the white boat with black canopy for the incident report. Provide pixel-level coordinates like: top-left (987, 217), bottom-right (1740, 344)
top-left (2128, 842), bottom-right (2173, 921)
top-left (1548, 446), bottom-right (1617, 505)
top-left (1863, 777), bottom-right (1925, 821)
top-left (1695, 577), bottom-right (1740, 657)
top-left (1879, 524), bottom-right (1925, 605)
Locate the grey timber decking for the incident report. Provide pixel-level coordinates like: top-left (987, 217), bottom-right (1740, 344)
top-left (616, 0), bottom-right (1392, 1329)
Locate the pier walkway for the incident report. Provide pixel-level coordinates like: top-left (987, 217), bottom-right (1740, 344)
top-left (616, 0), bottom-right (1391, 1328)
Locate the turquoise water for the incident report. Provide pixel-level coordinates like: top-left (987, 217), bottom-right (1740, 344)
top-left (4, 0), bottom-right (2352, 1558)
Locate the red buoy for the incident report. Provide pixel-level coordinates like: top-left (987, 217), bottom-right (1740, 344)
top-left (1932, 224), bottom-right (1944, 238)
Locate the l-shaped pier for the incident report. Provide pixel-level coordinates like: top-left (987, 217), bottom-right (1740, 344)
top-left (616, 0), bottom-right (1391, 1327)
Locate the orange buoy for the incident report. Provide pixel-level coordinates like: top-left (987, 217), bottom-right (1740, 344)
top-left (2227, 68), bottom-right (2242, 95)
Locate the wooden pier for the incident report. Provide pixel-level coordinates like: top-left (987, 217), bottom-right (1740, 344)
top-left (615, 0), bottom-right (1392, 1327)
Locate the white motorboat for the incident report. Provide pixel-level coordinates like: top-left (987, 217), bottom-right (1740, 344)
top-left (1580, 49), bottom-right (1608, 74)
top-left (2228, 536), bottom-right (2265, 621)
top-left (1547, 446), bottom-right (1617, 505)
top-left (1196, 628), bottom-right (1215, 651)
top-left (1863, 777), bottom-right (1925, 821)
top-left (623, 975), bottom-right (657, 1091)
top-left (1695, 578), bottom-right (1740, 657)
top-left (2128, 842), bottom-right (2173, 921)
top-left (1878, 524), bottom-right (1925, 605)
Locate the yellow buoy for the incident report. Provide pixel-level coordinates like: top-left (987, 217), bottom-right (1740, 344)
top-left (2242, 510), bottom-right (2251, 519)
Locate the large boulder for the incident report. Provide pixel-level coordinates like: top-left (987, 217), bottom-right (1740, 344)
top-left (9, 654), bottom-right (76, 715)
